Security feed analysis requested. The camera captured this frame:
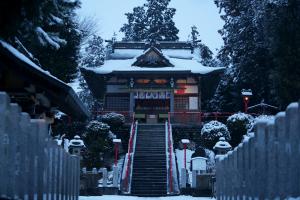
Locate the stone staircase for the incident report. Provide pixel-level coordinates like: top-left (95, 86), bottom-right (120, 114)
top-left (131, 124), bottom-right (167, 197)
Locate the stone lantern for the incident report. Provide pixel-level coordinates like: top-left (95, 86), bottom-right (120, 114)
top-left (69, 135), bottom-right (85, 158)
top-left (213, 137), bottom-right (232, 155)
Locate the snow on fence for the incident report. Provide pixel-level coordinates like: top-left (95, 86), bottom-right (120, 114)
top-left (0, 92), bottom-right (80, 200)
top-left (216, 101), bottom-right (300, 200)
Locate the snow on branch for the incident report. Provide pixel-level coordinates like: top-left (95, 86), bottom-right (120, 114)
top-left (35, 27), bottom-right (66, 50)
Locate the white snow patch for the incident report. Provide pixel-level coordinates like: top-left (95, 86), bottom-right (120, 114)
top-left (162, 49), bottom-right (194, 59)
top-left (110, 49), bottom-right (194, 60)
top-left (0, 39), bottom-right (65, 84)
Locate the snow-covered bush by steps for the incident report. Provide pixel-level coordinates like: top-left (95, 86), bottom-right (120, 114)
top-left (100, 112), bottom-right (125, 128)
top-left (226, 112), bottom-right (254, 147)
top-left (86, 120), bottom-right (110, 134)
top-left (201, 120), bottom-right (230, 149)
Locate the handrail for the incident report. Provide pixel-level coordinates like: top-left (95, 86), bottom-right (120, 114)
top-left (168, 111), bottom-right (260, 124)
top-left (122, 120), bottom-right (138, 193)
top-left (166, 118), bottom-right (174, 194)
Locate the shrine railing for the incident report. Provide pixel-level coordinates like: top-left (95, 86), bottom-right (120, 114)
top-left (168, 112), bottom-right (259, 125)
top-left (121, 120), bottom-right (138, 194)
top-left (166, 121), bottom-right (179, 195)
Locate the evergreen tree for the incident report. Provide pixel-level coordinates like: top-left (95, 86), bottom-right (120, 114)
top-left (211, 0), bottom-right (273, 111)
top-left (120, 0), bottom-right (179, 41)
top-left (189, 26), bottom-right (214, 66)
top-left (0, 0), bottom-right (82, 83)
top-left (82, 35), bottom-right (106, 68)
top-left (78, 35), bottom-right (106, 112)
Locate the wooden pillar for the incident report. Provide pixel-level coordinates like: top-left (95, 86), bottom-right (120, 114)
top-left (170, 90), bottom-right (174, 113)
top-left (129, 91), bottom-right (135, 113)
top-left (198, 76), bottom-right (202, 112)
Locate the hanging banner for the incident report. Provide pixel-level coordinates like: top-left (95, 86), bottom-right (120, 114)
top-left (135, 90), bottom-right (171, 99)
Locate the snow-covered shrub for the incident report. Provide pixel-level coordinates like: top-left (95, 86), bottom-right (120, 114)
top-left (86, 120), bottom-right (110, 134)
top-left (100, 112), bottom-right (125, 128)
top-left (201, 120), bottom-right (230, 149)
top-left (82, 120), bottom-right (113, 169)
top-left (242, 115), bottom-right (275, 143)
top-left (226, 112), bottom-right (254, 147)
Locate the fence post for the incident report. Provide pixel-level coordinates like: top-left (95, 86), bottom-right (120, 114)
top-left (266, 120), bottom-right (277, 200)
top-left (0, 92), bottom-right (10, 199)
top-left (6, 104), bottom-right (21, 199)
top-left (215, 157), bottom-right (222, 200)
top-left (243, 138), bottom-right (250, 200)
top-left (249, 137), bottom-right (256, 199)
top-left (62, 151), bottom-right (68, 200)
top-left (19, 113), bottom-right (31, 200)
top-left (31, 119), bottom-right (48, 200)
top-left (286, 103), bottom-right (299, 197)
top-left (254, 120), bottom-right (268, 200)
top-left (275, 112), bottom-right (288, 199)
top-left (237, 145), bottom-right (244, 200)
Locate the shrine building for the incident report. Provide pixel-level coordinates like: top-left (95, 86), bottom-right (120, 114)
top-left (82, 41), bottom-right (224, 123)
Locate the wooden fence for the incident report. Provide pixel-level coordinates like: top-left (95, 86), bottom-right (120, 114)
top-left (216, 101), bottom-right (300, 200)
top-left (0, 92), bottom-right (80, 200)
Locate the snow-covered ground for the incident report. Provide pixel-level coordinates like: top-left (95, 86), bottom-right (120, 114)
top-left (80, 195), bottom-right (213, 200)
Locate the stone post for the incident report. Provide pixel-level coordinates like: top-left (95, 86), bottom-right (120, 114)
top-left (191, 170), bottom-right (197, 188)
top-left (102, 168), bottom-right (108, 187)
top-left (180, 168), bottom-right (187, 189)
top-left (113, 166), bottom-right (119, 188)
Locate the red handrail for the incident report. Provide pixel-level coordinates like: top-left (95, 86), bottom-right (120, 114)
top-left (168, 119), bottom-right (173, 193)
top-left (124, 120), bottom-right (136, 192)
top-left (168, 112), bottom-right (260, 124)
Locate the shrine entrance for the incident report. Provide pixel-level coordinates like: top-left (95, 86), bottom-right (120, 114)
top-left (133, 90), bottom-right (173, 123)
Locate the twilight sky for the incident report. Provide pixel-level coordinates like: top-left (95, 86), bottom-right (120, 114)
top-left (78, 0), bottom-right (224, 53)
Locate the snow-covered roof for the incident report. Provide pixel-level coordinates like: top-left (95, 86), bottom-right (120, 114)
top-left (0, 40), bottom-right (65, 84)
top-left (110, 49), bottom-right (194, 60)
top-left (84, 44), bottom-right (224, 75)
top-left (84, 57), bottom-right (223, 75)
top-left (0, 39), bottom-right (90, 120)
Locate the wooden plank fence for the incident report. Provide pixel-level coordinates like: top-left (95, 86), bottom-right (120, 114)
top-left (216, 101), bottom-right (300, 200)
top-left (0, 92), bottom-right (80, 200)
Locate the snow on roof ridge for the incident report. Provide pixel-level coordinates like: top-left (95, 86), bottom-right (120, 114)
top-left (0, 39), bottom-right (66, 85)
